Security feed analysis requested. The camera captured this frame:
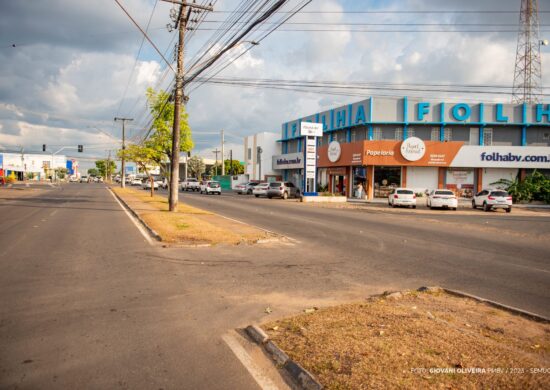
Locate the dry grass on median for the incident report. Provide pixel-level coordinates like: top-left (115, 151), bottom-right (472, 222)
top-left (112, 187), bottom-right (271, 245)
top-left (263, 290), bottom-right (550, 389)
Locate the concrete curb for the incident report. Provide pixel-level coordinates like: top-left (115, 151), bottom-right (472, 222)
top-left (108, 187), bottom-right (162, 242)
top-left (441, 287), bottom-right (550, 324)
top-left (245, 325), bottom-right (323, 390)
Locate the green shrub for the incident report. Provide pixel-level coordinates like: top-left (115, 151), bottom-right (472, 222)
top-left (491, 170), bottom-right (550, 203)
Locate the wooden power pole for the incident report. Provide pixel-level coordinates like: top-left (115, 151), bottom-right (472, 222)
top-left (114, 117), bottom-right (133, 188)
top-left (161, 0), bottom-right (213, 212)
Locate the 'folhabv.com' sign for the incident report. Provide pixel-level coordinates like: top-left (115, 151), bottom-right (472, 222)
top-left (451, 146), bottom-right (550, 168)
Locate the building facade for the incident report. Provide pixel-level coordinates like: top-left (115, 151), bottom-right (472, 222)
top-left (273, 96), bottom-right (550, 198)
top-left (244, 132), bottom-right (281, 181)
top-left (0, 152), bottom-right (67, 180)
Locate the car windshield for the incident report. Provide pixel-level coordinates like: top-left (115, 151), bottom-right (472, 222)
top-left (491, 191), bottom-right (508, 197)
top-left (249, 182), bottom-right (259, 186)
top-left (209, 182), bottom-right (220, 187)
top-left (269, 182), bottom-right (282, 188)
top-left (397, 190), bottom-right (414, 194)
top-left (435, 191), bottom-right (454, 196)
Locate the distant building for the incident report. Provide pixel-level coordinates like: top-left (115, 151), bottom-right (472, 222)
top-left (0, 151), bottom-right (67, 180)
top-left (243, 132), bottom-right (281, 181)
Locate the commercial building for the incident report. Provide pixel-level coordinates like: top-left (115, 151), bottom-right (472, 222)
top-left (244, 132), bottom-right (281, 181)
top-left (273, 96), bottom-right (550, 199)
top-left (0, 152), bottom-right (68, 180)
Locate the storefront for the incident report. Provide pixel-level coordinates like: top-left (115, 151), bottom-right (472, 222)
top-left (277, 96), bottom-right (550, 198)
top-left (272, 152), bottom-right (304, 190)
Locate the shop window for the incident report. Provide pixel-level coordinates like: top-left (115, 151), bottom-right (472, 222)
top-left (444, 128), bottom-right (452, 141)
top-left (483, 128), bottom-right (493, 146)
top-left (430, 128), bottom-right (440, 141)
top-left (373, 127), bottom-right (382, 140)
top-left (395, 127), bottom-right (403, 140)
top-left (408, 127), bottom-right (415, 138)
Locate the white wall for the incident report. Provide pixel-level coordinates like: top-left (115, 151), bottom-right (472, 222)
top-left (482, 168), bottom-right (518, 189)
top-left (1, 153), bottom-right (66, 173)
top-left (243, 132), bottom-right (281, 180)
top-left (406, 166), bottom-right (439, 193)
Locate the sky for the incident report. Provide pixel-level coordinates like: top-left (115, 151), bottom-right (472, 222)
top-left (0, 0), bottom-right (549, 171)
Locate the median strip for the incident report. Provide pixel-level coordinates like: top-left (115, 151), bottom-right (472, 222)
top-left (111, 187), bottom-right (275, 245)
top-left (253, 288), bottom-right (550, 389)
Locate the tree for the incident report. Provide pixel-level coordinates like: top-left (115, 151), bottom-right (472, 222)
top-left (56, 167), bottom-right (68, 179)
top-left (224, 159), bottom-right (244, 175)
top-left (95, 160), bottom-right (116, 179)
top-left (187, 156), bottom-right (205, 178)
top-left (88, 168), bottom-right (99, 177)
top-left (491, 170), bottom-right (550, 203)
top-left (118, 144), bottom-right (162, 197)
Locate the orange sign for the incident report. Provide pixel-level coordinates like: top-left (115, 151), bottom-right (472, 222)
top-left (362, 140), bottom-right (463, 166)
top-left (318, 142), bottom-right (363, 167)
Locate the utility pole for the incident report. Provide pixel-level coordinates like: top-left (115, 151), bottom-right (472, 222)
top-left (107, 150), bottom-right (112, 183)
top-left (161, 0), bottom-right (213, 212)
top-left (221, 129), bottom-right (225, 175)
top-left (230, 149), bottom-right (233, 175)
top-left (212, 148), bottom-right (220, 177)
top-left (114, 117), bottom-right (133, 188)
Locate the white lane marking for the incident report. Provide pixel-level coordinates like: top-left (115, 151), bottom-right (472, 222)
top-left (50, 210), bottom-right (58, 216)
top-left (108, 188), bottom-right (154, 245)
top-left (222, 332), bottom-right (282, 390)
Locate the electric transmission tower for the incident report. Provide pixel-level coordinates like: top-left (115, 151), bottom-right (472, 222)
top-left (512, 0), bottom-right (545, 104)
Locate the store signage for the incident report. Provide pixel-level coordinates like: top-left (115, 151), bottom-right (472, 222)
top-left (0, 154), bottom-right (3, 169)
top-left (400, 137), bottom-right (426, 161)
top-left (300, 122), bottom-right (323, 137)
top-left (328, 141), bottom-right (341, 162)
top-left (365, 149), bottom-right (394, 157)
top-left (451, 146), bottom-right (550, 168)
top-left (273, 153), bottom-right (303, 169)
top-left (305, 137), bottom-right (317, 182)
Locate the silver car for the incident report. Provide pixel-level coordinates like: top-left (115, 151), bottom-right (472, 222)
top-left (266, 181), bottom-right (300, 199)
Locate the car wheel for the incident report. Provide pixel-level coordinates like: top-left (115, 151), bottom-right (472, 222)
top-left (267, 196), bottom-right (272, 199)
top-left (296, 190), bottom-right (301, 199)
top-left (453, 207), bottom-right (457, 211)
top-left (472, 200), bottom-right (476, 209)
top-left (412, 205), bottom-right (416, 209)
top-left (392, 202), bottom-right (397, 208)
top-left (247, 189), bottom-right (252, 195)
top-left (282, 192), bottom-right (288, 200)
top-left (255, 194), bottom-right (259, 198)
top-left (483, 202), bottom-right (490, 212)
top-left (218, 192), bottom-right (221, 195)
top-left (506, 206), bottom-right (512, 213)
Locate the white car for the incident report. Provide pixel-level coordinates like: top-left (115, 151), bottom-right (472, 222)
top-left (252, 182), bottom-right (270, 198)
top-left (388, 188), bottom-right (417, 208)
top-left (131, 177), bottom-right (143, 186)
top-left (472, 189), bottom-right (512, 212)
top-left (142, 178), bottom-right (159, 190)
top-left (181, 178), bottom-right (200, 191)
top-left (427, 189), bottom-right (458, 210)
top-left (234, 182), bottom-right (260, 195)
top-left (200, 180), bottom-right (221, 195)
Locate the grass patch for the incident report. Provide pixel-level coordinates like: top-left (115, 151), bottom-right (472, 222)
top-left (263, 291), bottom-right (550, 389)
top-left (112, 187), bottom-right (270, 245)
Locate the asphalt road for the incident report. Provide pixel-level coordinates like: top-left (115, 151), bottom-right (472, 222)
top-left (169, 188), bottom-right (550, 317)
top-left (1, 184), bottom-right (549, 389)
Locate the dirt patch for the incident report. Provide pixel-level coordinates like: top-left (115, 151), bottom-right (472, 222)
top-left (113, 187), bottom-right (272, 245)
top-left (263, 291), bottom-right (550, 389)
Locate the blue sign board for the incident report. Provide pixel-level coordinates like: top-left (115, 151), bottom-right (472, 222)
top-left (0, 154), bottom-right (3, 169)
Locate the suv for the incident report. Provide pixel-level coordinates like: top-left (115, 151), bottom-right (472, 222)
top-left (388, 188), bottom-right (417, 208)
top-left (80, 175), bottom-right (88, 183)
top-left (267, 182), bottom-right (300, 199)
top-left (200, 180), bottom-right (221, 195)
top-left (472, 189), bottom-right (512, 212)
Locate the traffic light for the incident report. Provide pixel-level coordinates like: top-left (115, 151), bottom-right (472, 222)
top-left (78, 145), bottom-right (83, 153)
top-left (42, 144), bottom-right (46, 152)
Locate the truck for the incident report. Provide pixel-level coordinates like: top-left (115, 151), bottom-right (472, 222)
top-left (180, 178), bottom-right (200, 191)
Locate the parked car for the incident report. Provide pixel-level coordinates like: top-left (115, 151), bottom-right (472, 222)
top-left (234, 182), bottom-right (260, 195)
top-left (472, 189), bottom-right (512, 212)
top-left (427, 189), bottom-right (457, 210)
top-left (252, 182), bottom-right (270, 198)
top-left (69, 176), bottom-right (79, 182)
top-left (142, 177), bottom-right (159, 190)
top-left (181, 178), bottom-right (200, 191)
top-left (267, 181), bottom-right (300, 199)
top-left (200, 180), bottom-right (221, 195)
top-left (388, 188), bottom-right (417, 208)
top-left (80, 175), bottom-right (89, 183)
top-left (131, 177), bottom-right (143, 186)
